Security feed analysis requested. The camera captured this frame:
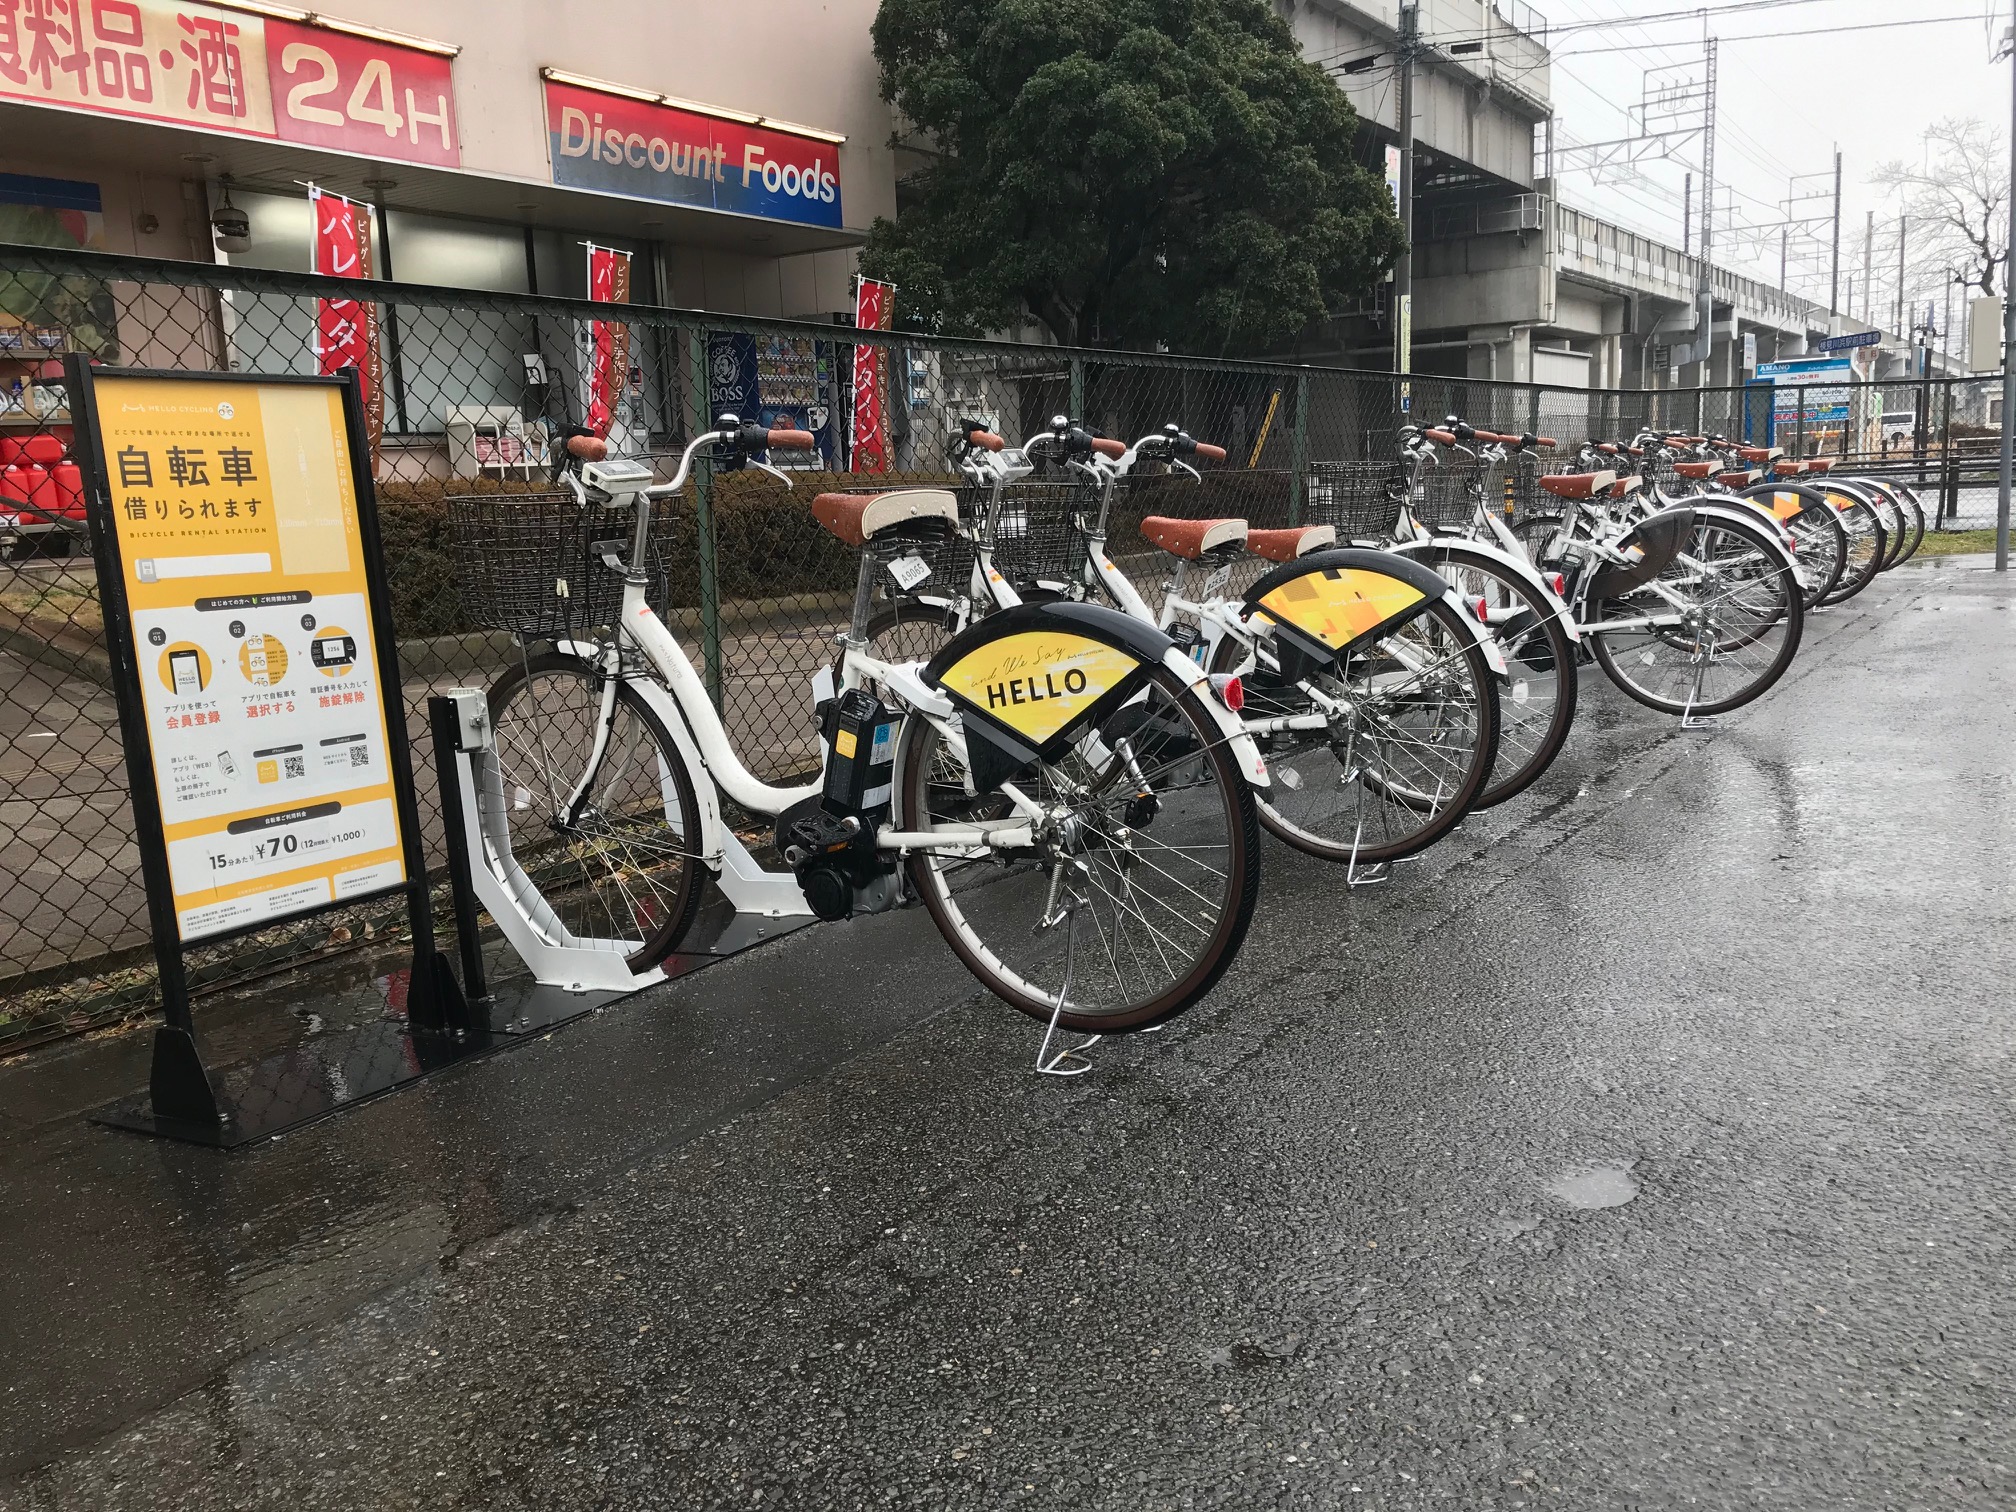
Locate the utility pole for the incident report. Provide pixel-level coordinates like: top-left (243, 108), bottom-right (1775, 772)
top-left (1861, 211), bottom-right (1873, 324)
top-left (1697, 38), bottom-right (1716, 388)
top-left (1998, 23), bottom-right (2013, 571)
top-left (1894, 217), bottom-right (1906, 335)
top-left (1829, 148), bottom-right (1842, 319)
top-left (1682, 172), bottom-right (1692, 256)
top-left (1395, 1), bottom-right (1418, 399)
top-left (1779, 224), bottom-right (1788, 291)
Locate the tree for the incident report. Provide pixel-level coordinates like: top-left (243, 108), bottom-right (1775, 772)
top-left (860, 0), bottom-right (1404, 355)
top-left (1874, 119), bottom-right (2009, 297)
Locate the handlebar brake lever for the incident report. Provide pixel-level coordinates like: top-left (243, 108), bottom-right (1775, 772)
top-left (1171, 458), bottom-right (1202, 484)
top-left (747, 456), bottom-right (795, 490)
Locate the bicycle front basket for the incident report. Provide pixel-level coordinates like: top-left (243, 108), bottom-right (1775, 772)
top-left (958, 479), bottom-right (1096, 588)
top-left (1412, 456), bottom-right (1493, 531)
top-left (1305, 460), bottom-right (1406, 541)
top-left (447, 492), bottom-right (672, 639)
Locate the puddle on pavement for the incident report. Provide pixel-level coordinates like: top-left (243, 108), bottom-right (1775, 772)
top-left (1546, 1162), bottom-right (1641, 1209)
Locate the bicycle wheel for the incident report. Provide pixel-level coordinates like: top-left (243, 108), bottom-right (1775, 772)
top-left (1738, 483), bottom-right (1846, 609)
top-left (1212, 598), bottom-right (1500, 863)
top-left (899, 664), bottom-right (1260, 1034)
top-left (487, 651), bottom-right (707, 971)
top-left (1854, 482), bottom-right (1909, 571)
top-left (1589, 517), bottom-right (1803, 716)
top-left (1863, 479), bottom-right (1925, 567)
top-left (841, 600), bottom-right (964, 681)
top-left (1406, 544), bottom-right (1577, 808)
top-left (1890, 483), bottom-right (1928, 564)
top-left (1817, 488), bottom-right (1887, 605)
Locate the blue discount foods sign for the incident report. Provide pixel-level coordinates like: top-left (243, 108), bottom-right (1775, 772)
top-left (544, 79), bottom-right (843, 230)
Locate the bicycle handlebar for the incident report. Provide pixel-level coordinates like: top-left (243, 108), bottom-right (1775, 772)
top-left (565, 433), bottom-right (608, 461)
top-left (1089, 436), bottom-right (1127, 459)
top-left (954, 418), bottom-right (1006, 452)
top-left (765, 428), bottom-right (816, 449)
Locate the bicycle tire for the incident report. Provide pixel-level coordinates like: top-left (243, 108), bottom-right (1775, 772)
top-left (898, 664), bottom-right (1261, 1034)
top-left (1815, 487), bottom-right (1887, 605)
top-left (1588, 516), bottom-right (1804, 716)
top-left (486, 651), bottom-right (707, 971)
top-left (1212, 597), bottom-right (1501, 863)
top-left (1846, 481), bottom-right (1909, 571)
top-left (1890, 482), bottom-right (1928, 565)
top-left (1730, 484), bottom-right (1845, 609)
top-left (1861, 479), bottom-right (1925, 568)
top-left (1405, 543), bottom-right (1578, 809)
top-left (839, 600), bottom-right (965, 682)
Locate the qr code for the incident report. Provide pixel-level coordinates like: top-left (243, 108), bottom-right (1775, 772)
top-left (348, 744), bottom-right (369, 768)
top-left (283, 754), bottom-right (305, 779)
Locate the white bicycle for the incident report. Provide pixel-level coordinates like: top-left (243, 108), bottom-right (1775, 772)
top-left (451, 417), bottom-right (1268, 1034)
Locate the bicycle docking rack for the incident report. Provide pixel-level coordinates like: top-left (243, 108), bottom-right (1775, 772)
top-left (89, 694), bottom-right (817, 1151)
top-left (433, 690), bottom-right (818, 1039)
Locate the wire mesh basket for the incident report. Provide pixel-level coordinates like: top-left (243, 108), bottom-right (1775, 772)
top-left (1500, 456), bottom-right (1566, 527)
top-left (1305, 460), bottom-right (1407, 540)
top-left (957, 479), bottom-right (1097, 587)
top-left (447, 492), bottom-right (671, 638)
top-left (1412, 456), bottom-right (1494, 531)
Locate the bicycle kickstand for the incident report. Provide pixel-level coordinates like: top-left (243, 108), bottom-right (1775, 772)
top-left (1034, 891), bottom-right (1100, 1077)
top-left (1345, 807), bottom-right (1390, 888)
top-left (1679, 635), bottom-right (1718, 731)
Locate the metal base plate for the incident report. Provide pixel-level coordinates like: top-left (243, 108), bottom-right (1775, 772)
top-left (89, 907), bottom-right (818, 1149)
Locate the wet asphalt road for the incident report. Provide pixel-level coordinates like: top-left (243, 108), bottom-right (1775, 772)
top-left (2, 556), bottom-right (2013, 1510)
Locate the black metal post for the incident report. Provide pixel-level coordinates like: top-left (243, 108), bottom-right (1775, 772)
top-left (338, 368), bottom-right (465, 1035)
top-left (65, 356), bottom-right (223, 1128)
top-left (427, 696), bottom-right (492, 1009)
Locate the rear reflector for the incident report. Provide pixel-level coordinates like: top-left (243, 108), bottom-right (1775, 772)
top-left (1548, 573), bottom-right (1566, 596)
top-left (1208, 673), bottom-right (1245, 713)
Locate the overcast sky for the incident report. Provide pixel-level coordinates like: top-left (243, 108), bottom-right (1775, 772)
top-left (1519, 0), bottom-right (2008, 344)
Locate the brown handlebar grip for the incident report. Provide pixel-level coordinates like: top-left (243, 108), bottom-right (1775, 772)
top-left (766, 428), bottom-right (816, 449)
top-left (1534, 435), bottom-right (1558, 448)
top-left (1193, 442), bottom-right (1228, 461)
top-left (565, 434), bottom-right (608, 461)
top-left (968, 429), bottom-right (1006, 452)
top-left (1423, 428), bottom-right (1457, 445)
top-left (1477, 431), bottom-right (1518, 444)
top-left (1088, 436), bottom-right (1126, 458)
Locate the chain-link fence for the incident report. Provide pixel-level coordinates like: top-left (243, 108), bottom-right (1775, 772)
top-left (1, 241), bottom-right (2007, 1047)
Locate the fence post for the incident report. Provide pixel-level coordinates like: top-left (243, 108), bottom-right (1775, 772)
top-left (1288, 373), bottom-right (1308, 526)
top-left (1939, 381), bottom-right (1956, 527)
top-left (1795, 388), bottom-right (1806, 458)
top-left (684, 329), bottom-right (725, 708)
top-left (1069, 355), bottom-right (1084, 421)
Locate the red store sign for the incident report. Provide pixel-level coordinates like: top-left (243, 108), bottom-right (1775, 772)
top-left (0, 0), bottom-right (459, 168)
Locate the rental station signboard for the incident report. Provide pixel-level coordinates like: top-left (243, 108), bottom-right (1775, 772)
top-left (0, 0), bottom-right (461, 168)
top-left (543, 73), bottom-right (844, 230)
top-left (74, 368), bottom-right (415, 943)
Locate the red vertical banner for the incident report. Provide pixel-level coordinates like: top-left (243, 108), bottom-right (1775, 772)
top-left (583, 246), bottom-right (633, 443)
top-left (309, 188), bottom-right (383, 457)
top-left (852, 277), bottom-right (894, 473)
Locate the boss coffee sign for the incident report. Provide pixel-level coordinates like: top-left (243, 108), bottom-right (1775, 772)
top-left (543, 77), bottom-right (843, 230)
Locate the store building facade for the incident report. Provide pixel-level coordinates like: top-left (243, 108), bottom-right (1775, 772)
top-left (1, 0), bottom-right (892, 458)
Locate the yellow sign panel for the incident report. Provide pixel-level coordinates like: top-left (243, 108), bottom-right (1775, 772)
top-left (936, 631), bottom-right (1139, 746)
top-left (1766, 492), bottom-right (1806, 521)
top-left (1256, 567), bottom-right (1427, 651)
top-left (93, 375), bottom-right (406, 943)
